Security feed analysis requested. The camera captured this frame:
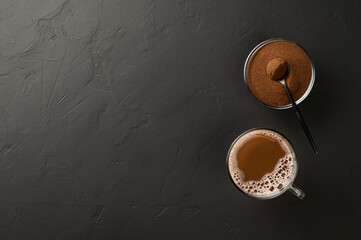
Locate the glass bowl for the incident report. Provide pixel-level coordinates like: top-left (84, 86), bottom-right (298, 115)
top-left (243, 38), bottom-right (315, 110)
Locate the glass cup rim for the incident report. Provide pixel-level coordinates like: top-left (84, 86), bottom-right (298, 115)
top-left (226, 128), bottom-right (299, 200)
top-left (243, 38), bottom-right (316, 110)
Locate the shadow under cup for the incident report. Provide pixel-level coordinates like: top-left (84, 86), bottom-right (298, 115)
top-left (226, 128), bottom-right (305, 200)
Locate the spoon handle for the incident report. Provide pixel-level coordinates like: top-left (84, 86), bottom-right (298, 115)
top-left (282, 82), bottom-right (318, 154)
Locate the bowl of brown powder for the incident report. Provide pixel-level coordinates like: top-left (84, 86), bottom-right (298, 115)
top-left (244, 39), bottom-right (315, 109)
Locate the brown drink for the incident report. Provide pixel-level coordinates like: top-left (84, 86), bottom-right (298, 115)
top-left (227, 129), bottom-right (298, 199)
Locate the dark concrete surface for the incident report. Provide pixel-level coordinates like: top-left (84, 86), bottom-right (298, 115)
top-left (0, 0), bottom-right (360, 239)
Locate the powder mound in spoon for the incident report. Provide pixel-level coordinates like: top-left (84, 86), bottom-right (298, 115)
top-left (266, 58), bottom-right (287, 80)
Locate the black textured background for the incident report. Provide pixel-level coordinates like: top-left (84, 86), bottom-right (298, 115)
top-left (0, 0), bottom-right (360, 239)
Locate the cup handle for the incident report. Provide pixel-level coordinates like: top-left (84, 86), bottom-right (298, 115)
top-left (288, 184), bottom-right (306, 200)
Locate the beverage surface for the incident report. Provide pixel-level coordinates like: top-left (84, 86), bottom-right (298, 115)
top-left (228, 129), bottom-right (297, 198)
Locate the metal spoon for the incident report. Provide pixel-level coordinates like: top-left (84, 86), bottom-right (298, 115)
top-left (277, 63), bottom-right (318, 154)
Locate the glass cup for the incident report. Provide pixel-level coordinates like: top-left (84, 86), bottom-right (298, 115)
top-left (243, 38), bottom-right (315, 110)
top-left (226, 128), bottom-right (305, 200)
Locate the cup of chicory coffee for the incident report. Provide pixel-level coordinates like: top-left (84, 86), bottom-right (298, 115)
top-left (244, 39), bottom-right (315, 109)
top-left (226, 128), bottom-right (305, 200)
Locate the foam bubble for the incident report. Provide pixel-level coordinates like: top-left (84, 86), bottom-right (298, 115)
top-left (228, 129), bottom-right (296, 198)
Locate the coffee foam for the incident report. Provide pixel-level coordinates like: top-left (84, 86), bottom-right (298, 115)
top-left (228, 129), bottom-right (296, 198)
